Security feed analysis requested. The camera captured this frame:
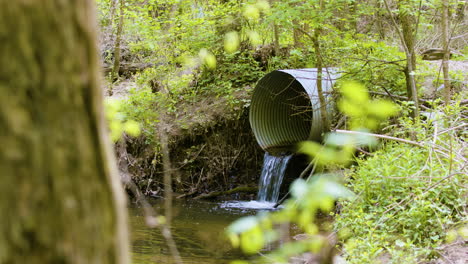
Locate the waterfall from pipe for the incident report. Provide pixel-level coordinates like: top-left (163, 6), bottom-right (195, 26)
top-left (257, 153), bottom-right (293, 203)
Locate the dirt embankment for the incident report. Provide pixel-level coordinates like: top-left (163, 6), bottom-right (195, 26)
top-left (105, 76), bottom-right (264, 199)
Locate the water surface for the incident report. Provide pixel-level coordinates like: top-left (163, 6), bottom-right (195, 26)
top-left (130, 199), bottom-right (273, 264)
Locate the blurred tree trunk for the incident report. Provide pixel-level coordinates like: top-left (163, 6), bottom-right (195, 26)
top-left (0, 1), bottom-right (129, 263)
top-left (110, 0), bottom-right (125, 89)
top-left (441, 0), bottom-right (451, 104)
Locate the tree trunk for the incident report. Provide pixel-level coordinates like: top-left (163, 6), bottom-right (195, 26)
top-left (110, 0), bottom-right (125, 89)
top-left (269, 0), bottom-right (280, 55)
top-left (399, 5), bottom-right (417, 101)
top-left (109, 0), bottom-right (118, 28)
top-left (0, 1), bottom-right (129, 263)
top-left (383, 0), bottom-right (420, 119)
top-left (293, 23), bottom-right (302, 48)
top-left (312, 29), bottom-right (329, 132)
top-left (312, 0), bottom-right (329, 132)
top-left (350, 0), bottom-right (358, 33)
top-left (441, 0), bottom-right (451, 104)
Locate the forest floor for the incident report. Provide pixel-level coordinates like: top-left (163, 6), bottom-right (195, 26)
top-left (422, 60), bottom-right (468, 97)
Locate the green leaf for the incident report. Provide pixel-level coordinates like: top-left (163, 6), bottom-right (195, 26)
top-left (230, 261), bottom-right (249, 264)
top-left (290, 179), bottom-right (308, 199)
top-left (240, 226), bottom-right (265, 254)
top-left (243, 5), bottom-right (260, 20)
top-left (322, 181), bottom-right (355, 199)
top-left (368, 100), bottom-right (399, 118)
top-left (123, 120), bottom-right (141, 137)
top-left (224, 31), bottom-right (240, 53)
top-left (228, 216), bottom-right (258, 234)
top-left (198, 48), bottom-right (216, 69)
top-left (340, 81), bottom-right (369, 104)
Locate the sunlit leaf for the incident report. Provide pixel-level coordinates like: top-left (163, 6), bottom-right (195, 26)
top-left (243, 5), bottom-right (260, 20)
top-left (224, 31), bottom-right (240, 53)
top-left (368, 99), bottom-right (399, 118)
top-left (240, 226), bottom-right (264, 254)
top-left (280, 241), bottom-right (309, 256)
top-left (255, 0), bottom-right (270, 12)
top-left (338, 99), bottom-right (365, 117)
top-left (230, 261), bottom-right (249, 264)
top-left (308, 238), bottom-right (323, 253)
top-left (297, 211), bottom-right (314, 233)
top-left (297, 141), bottom-right (322, 158)
top-left (228, 216), bottom-right (258, 234)
top-left (123, 120), bottom-right (141, 137)
top-left (291, 179), bottom-right (308, 199)
top-left (340, 81), bottom-right (369, 104)
top-left (322, 181), bottom-right (355, 199)
top-left (247, 30), bottom-right (261, 46)
top-left (204, 54), bottom-right (216, 69)
top-left (198, 48), bottom-right (216, 69)
top-left (228, 233), bottom-right (240, 248)
top-left (318, 197), bottom-right (334, 212)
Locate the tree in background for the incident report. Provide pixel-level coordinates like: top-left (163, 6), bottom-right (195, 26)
top-left (0, 1), bottom-right (129, 263)
top-left (110, 0), bottom-right (125, 89)
top-left (382, 0), bottom-right (420, 118)
top-left (441, 0), bottom-right (451, 104)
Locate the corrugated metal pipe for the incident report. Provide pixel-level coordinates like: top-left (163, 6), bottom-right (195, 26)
top-left (249, 68), bottom-right (339, 155)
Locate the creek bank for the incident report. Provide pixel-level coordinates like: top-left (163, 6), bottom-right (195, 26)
top-left (110, 78), bottom-right (264, 199)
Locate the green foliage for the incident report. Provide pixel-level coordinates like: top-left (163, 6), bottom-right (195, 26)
top-left (118, 86), bottom-right (159, 142)
top-left (338, 81), bottom-right (399, 130)
top-left (228, 83), bottom-right (399, 263)
top-left (105, 98), bottom-right (142, 141)
top-left (299, 82), bottom-right (398, 167)
top-left (335, 100), bottom-right (467, 263)
top-left (198, 49), bottom-right (264, 103)
top-left (228, 175), bottom-right (354, 263)
top-left (95, 0), bottom-right (468, 263)
top-left (335, 143), bottom-right (466, 263)
top-left (336, 37), bottom-right (408, 96)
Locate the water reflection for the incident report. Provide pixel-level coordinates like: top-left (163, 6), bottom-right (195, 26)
top-left (130, 199), bottom-right (268, 264)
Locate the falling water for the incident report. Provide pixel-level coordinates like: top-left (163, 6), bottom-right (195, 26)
top-left (257, 153), bottom-right (293, 203)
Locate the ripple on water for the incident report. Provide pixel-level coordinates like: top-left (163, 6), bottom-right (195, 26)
top-left (219, 200), bottom-right (282, 211)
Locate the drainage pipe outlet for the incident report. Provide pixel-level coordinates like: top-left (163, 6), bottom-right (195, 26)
top-left (249, 68), bottom-right (339, 155)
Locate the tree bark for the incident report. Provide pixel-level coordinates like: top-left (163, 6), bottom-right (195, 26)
top-left (269, 0), bottom-right (280, 55)
top-left (441, 0), bottom-right (451, 104)
top-left (312, 28), bottom-right (329, 132)
top-left (109, 0), bottom-right (118, 28)
top-left (0, 1), bottom-right (129, 263)
top-left (312, 0), bottom-right (329, 132)
top-left (399, 2), bottom-right (418, 101)
top-left (383, 0), bottom-right (420, 119)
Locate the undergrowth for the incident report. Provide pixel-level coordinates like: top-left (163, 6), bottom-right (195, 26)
top-left (335, 100), bottom-right (467, 263)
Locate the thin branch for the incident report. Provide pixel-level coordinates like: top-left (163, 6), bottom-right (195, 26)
top-left (381, 0), bottom-right (410, 56)
top-left (273, 158), bottom-right (318, 208)
top-left (335, 129), bottom-right (425, 148)
top-left (378, 171), bottom-right (466, 225)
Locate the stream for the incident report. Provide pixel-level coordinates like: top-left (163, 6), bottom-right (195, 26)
top-left (130, 153), bottom-right (292, 263)
top-left (130, 199), bottom-right (273, 264)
